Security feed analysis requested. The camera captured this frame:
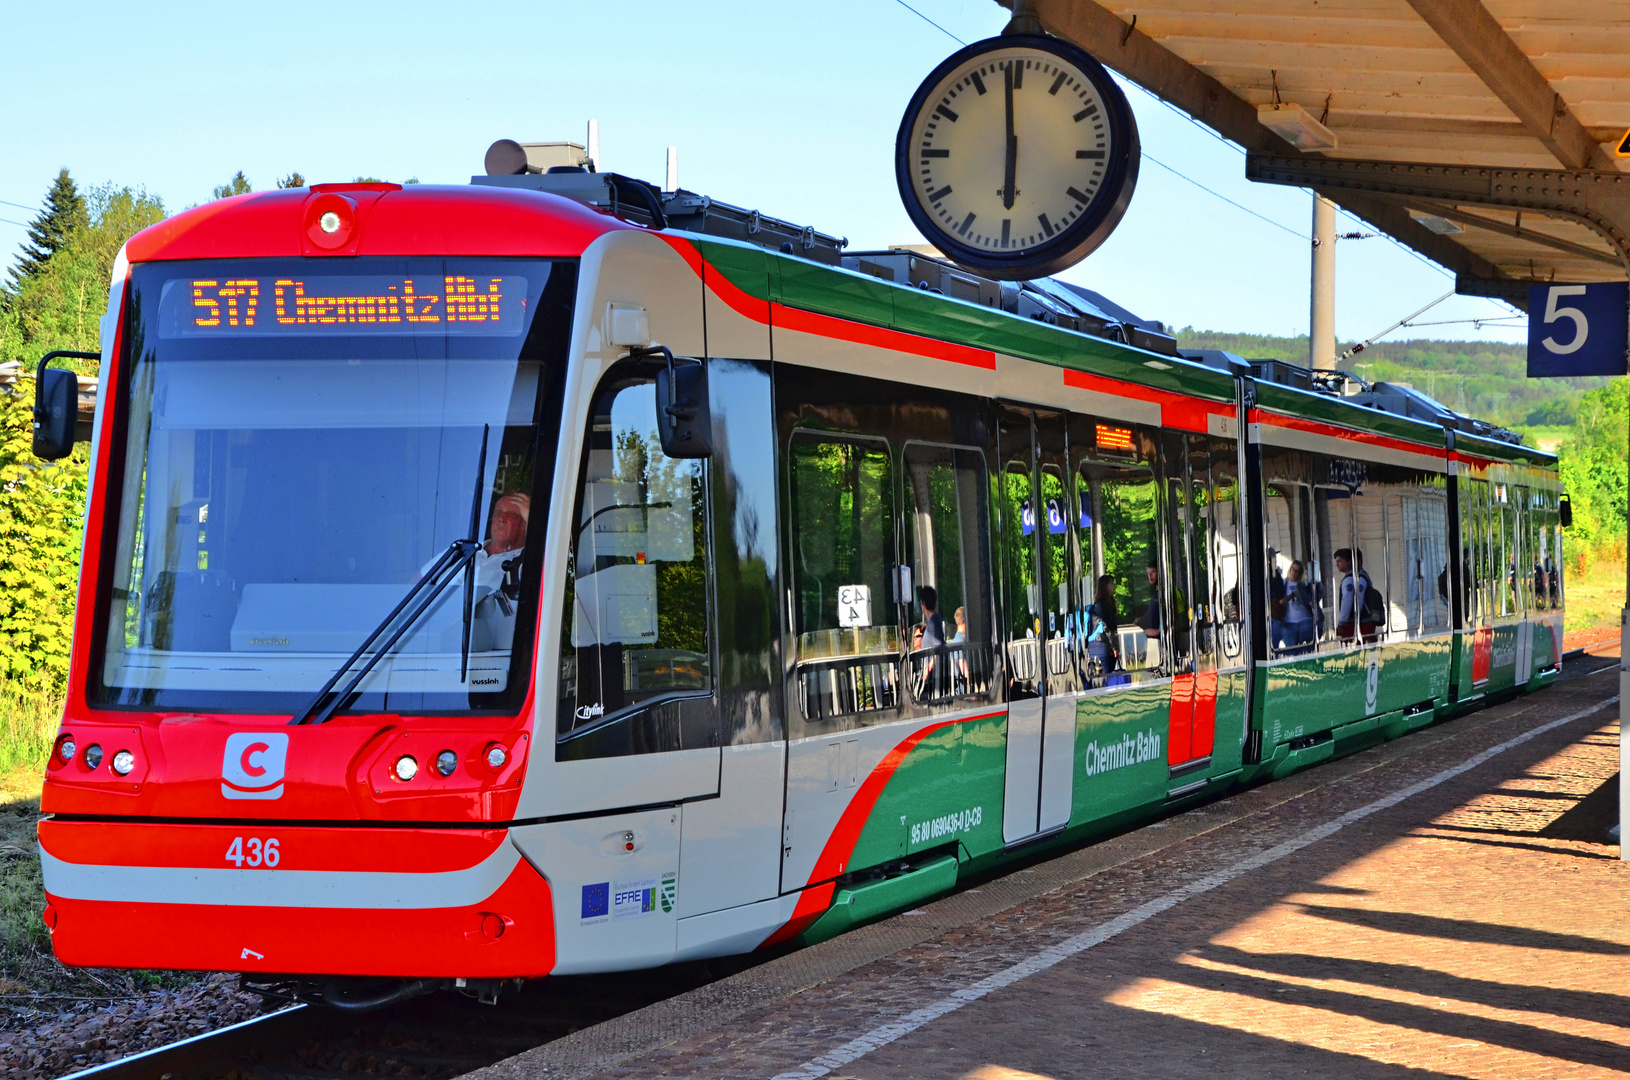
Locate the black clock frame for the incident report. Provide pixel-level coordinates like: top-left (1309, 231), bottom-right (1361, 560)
top-left (895, 34), bottom-right (1141, 280)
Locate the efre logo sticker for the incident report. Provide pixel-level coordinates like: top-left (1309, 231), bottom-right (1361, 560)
top-left (221, 732), bottom-right (289, 800)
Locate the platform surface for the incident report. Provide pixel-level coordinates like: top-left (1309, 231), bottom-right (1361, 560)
top-left (473, 654), bottom-right (1628, 1080)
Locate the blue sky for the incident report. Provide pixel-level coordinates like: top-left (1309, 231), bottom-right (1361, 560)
top-left (0, 0), bottom-right (1524, 345)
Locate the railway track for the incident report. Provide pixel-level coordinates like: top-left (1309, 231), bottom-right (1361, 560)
top-left (55, 645), bottom-right (1620, 1080)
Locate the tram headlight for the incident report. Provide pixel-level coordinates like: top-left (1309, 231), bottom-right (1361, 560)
top-left (111, 750), bottom-right (135, 776)
top-left (57, 739), bottom-right (75, 763)
top-left (485, 743), bottom-right (508, 771)
top-left (393, 755), bottom-right (419, 782)
top-left (435, 750), bottom-right (458, 777)
top-left (84, 744), bottom-right (103, 770)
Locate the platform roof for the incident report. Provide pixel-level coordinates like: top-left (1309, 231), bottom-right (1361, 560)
top-left (1023, 0), bottom-right (1630, 302)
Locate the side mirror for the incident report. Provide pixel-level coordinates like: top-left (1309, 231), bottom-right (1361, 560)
top-left (33, 369), bottom-right (78, 461)
top-left (32, 350), bottom-right (99, 461)
top-left (655, 357), bottom-right (712, 459)
top-left (1559, 494), bottom-right (1573, 528)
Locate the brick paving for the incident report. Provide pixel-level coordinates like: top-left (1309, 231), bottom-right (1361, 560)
top-left (473, 657), bottom-right (1628, 1080)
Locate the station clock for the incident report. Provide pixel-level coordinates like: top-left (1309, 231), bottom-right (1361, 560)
top-left (896, 34), bottom-right (1140, 279)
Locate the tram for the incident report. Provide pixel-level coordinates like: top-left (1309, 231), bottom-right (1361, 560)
top-left (34, 146), bottom-right (1564, 1002)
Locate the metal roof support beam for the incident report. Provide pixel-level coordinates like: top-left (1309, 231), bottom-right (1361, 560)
top-left (1402, 0), bottom-right (1613, 172)
top-left (1028, 0), bottom-right (1285, 153)
top-left (1246, 154), bottom-right (1630, 276)
top-left (1025, 0), bottom-right (1519, 292)
top-left (1408, 201), bottom-right (1623, 268)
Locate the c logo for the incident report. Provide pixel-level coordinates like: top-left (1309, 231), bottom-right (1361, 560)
top-left (240, 742), bottom-right (271, 778)
top-left (222, 732), bottom-right (289, 800)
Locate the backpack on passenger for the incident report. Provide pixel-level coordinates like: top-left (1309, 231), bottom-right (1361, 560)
top-left (1360, 571), bottom-right (1386, 627)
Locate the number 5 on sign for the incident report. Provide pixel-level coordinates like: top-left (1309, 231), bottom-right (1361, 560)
top-left (1527, 281), bottom-right (1629, 377)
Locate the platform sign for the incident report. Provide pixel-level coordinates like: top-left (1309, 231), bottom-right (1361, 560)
top-left (1527, 282), bottom-right (1629, 377)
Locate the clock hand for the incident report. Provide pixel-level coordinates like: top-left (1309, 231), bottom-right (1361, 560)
top-left (1002, 63), bottom-right (1018, 210)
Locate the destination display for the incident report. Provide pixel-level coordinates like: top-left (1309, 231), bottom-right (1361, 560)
top-left (159, 275), bottom-right (526, 337)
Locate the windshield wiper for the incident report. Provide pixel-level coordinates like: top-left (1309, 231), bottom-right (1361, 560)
top-left (289, 426), bottom-right (491, 726)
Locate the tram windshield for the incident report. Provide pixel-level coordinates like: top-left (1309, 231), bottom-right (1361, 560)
top-left (94, 257), bottom-right (576, 714)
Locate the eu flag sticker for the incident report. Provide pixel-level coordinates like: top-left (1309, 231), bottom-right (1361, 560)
top-left (580, 881), bottom-right (610, 924)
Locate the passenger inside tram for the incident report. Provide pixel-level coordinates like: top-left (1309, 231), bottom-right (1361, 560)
top-left (1335, 548), bottom-right (1381, 642)
top-left (1277, 560), bottom-right (1318, 653)
top-left (1132, 563), bottom-right (1163, 638)
top-left (1085, 574), bottom-right (1119, 675)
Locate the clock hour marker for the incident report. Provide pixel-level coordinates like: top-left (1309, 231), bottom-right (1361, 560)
top-left (1077, 150), bottom-right (1105, 159)
top-left (958, 212), bottom-right (976, 236)
top-left (1067, 186), bottom-right (1092, 204)
top-left (1048, 72), bottom-right (1067, 95)
top-left (970, 71), bottom-right (987, 95)
top-left (1001, 219), bottom-right (1011, 247)
top-left (935, 104), bottom-right (959, 122)
top-left (1038, 213), bottom-right (1054, 238)
top-left (1073, 103), bottom-right (1099, 122)
top-left (1011, 61), bottom-right (1024, 89)
top-left (921, 148), bottom-right (949, 158)
top-left (928, 185), bottom-right (953, 204)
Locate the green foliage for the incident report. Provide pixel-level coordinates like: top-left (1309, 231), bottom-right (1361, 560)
top-left (0, 386), bottom-right (89, 687)
top-left (212, 170), bottom-right (252, 200)
top-left (0, 680), bottom-right (60, 774)
top-left (0, 184), bottom-right (166, 366)
top-left (1558, 379), bottom-right (1628, 562)
top-left (7, 169), bottom-right (87, 291)
top-left (276, 172), bottom-right (307, 189)
top-left (1175, 327), bottom-right (1610, 431)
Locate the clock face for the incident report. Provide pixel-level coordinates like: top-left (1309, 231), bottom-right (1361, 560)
top-left (896, 35), bottom-right (1139, 279)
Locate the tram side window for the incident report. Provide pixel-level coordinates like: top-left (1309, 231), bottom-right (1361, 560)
top-left (789, 435), bottom-right (899, 721)
top-left (1210, 439), bottom-right (1243, 664)
top-left (1265, 482), bottom-right (1319, 657)
top-left (1460, 479), bottom-right (1485, 626)
top-left (1349, 485), bottom-right (1387, 643)
top-left (901, 444), bottom-right (994, 703)
top-left (1314, 485), bottom-right (1353, 645)
top-left (1077, 451), bottom-right (1160, 683)
top-left (1419, 492), bottom-right (1450, 631)
top-left (1535, 492), bottom-right (1559, 611)
top-left (558, 370), bottom-right (712, 737)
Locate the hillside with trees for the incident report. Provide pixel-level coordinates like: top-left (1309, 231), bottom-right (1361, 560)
top-left (1175, 327), bottom-right (1609, 432)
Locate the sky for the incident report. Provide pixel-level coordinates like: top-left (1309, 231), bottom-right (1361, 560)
top-left (0, 0), bottom-right (1526, 347)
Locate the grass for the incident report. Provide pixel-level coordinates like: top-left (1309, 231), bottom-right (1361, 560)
top-left (1566, 556), bottom-right (1626, 635)
top-left (0, 682), bottom-right (196, 997)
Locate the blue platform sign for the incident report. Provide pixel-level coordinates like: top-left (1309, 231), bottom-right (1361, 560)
top-left (1527, 282), bottom-right (1629, 377)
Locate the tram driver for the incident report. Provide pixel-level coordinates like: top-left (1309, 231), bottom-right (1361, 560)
top-left (415, 491), bottom-right (530, 653)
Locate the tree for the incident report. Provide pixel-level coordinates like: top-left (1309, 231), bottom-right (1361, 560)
top-left (276, 172), bottom-right (307, 189)
top-left (211, 171), bottom-right (252, 200)
top-left (7, 169), bottom-right (86, 291)
top-left (0, 185), bottom-right (165, 360)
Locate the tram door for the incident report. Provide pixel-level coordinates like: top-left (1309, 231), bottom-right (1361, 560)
top-left (998, 407), bottom-right (1079, 844)
top-left (1164, 434), bottom-right (1218, 774)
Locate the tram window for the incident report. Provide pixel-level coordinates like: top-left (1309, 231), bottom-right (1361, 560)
top-left (1385, 494), bottom-right (1414, 637)
top-left (1264, 482), bottom-right (1319, 657)
top-left (1352, 486), bottom-right (1387, 642)
top-left (559, 369), bottom-right (712, 736)
top-left (901, 443), bottom-right (993, 704)
top-left (1419, 492), bottom-right (1450, 631)
top-left (788, 435), bottom-right (899, 721)
top-left (1077, 455), bottom-right (1160, 682)
top-left (999, 449), bottom-right (1043, 698)
top-left (97, 256), bottom-right (571, 715)
top-left (1460, 479), bottom-right (1484, 626)
top-left (1534, 492), bottom-right (1557, 611)
top-left (1314, 485), bottom-right (1354, 645)
top-left (1210, 439), bottom-right (1242, 663)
